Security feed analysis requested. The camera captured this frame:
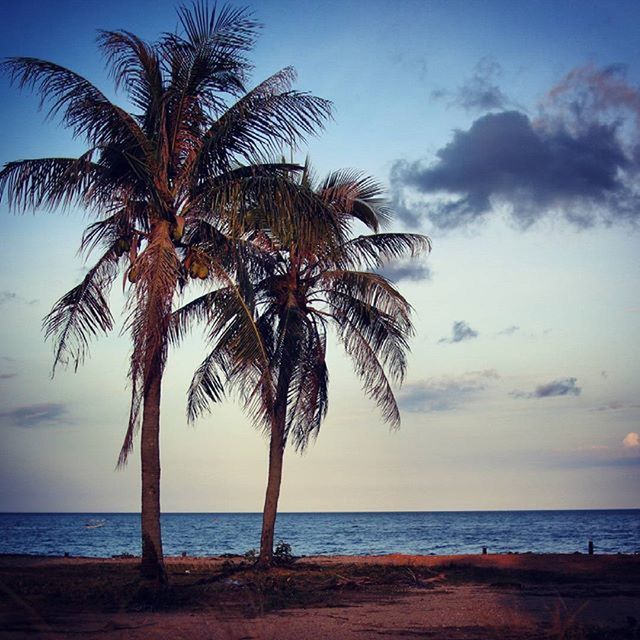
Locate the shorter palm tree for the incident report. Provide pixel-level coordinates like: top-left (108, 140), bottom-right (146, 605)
top-left (172, 167), bottom-right (430, 567)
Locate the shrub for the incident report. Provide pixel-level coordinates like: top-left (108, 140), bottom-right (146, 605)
top-left (273, 541), bottom-right (294, 566)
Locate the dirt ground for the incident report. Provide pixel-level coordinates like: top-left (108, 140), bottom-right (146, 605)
top-left (1, 554), bottom-right (639, 639)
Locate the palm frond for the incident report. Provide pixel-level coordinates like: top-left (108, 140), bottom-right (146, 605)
top-left (324, 270), bottom-right (413, 385)
top-left (97, 30), bottom-right (164, 115)
top-left (187, 349), bottom-right (226, 421)
top-left (80, 202), bottom-right (149, 258)
top-left (324, 271), bottom-right (412, 326)
top-left (193, 68), bottom-right (332, 175)
top-left (1, 57), bottom-right (150, 151)
top-left (160, 2), bottom-right (261, 134)
top-left (185, 217), bottom-right (276, 282)
top-left (43, 248), bottom-right (118, 373)
top-left (177, 277), bottom-right (274, 424)
top-left (181, 161), bottom-right (299, 214)
top-left (117, 374), bottom-right (143, 468)
top-left (0, 154), bottom-right (106, 213)
top-left (335, 313), bottom-right (401, 429)
top-left (335, 232), bottom-right (431, 271)
top-left (286, 318), bottom-right (328, 451)
top-left (318, 170), bottom-right (391, 231)
top-left (176, 2), bottom-right (259, 53)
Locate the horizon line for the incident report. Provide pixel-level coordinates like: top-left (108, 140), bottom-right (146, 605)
top-left (2, 507), bottom-right (639, 515)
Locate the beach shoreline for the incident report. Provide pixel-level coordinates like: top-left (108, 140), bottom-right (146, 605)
top-left (1, 553), bottom-right (639, 639)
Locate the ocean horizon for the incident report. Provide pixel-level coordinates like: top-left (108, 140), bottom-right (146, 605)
top-left (1, 509), bottom-right (638, 558)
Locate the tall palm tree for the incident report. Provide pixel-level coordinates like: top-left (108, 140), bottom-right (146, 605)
top-left (0, 3), bottom-right (331, 582)
top-left (173, 166), bottom-right (430, 567)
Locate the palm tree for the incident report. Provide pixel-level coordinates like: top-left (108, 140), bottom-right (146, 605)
top-left (0, 3), bottom-right (331, 582)
top-left (174, 166), bottom-right (430, 567)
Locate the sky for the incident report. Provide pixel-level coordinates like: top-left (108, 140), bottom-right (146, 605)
top-left (0, 0), bottom-right (639, 513)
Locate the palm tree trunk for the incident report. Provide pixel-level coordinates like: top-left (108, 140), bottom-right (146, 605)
top-left (140, 362), bottom-right (167, 583)
top-left (257, 332), bottom-right (296, 569)
top-left (257, 407), bottom-right (286, 568)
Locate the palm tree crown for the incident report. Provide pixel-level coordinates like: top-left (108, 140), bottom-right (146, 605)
top-left (175, 164), bottom-right (430, 565)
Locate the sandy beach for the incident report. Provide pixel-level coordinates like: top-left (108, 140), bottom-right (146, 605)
top-left (1, 553), bottom-right (639, 639)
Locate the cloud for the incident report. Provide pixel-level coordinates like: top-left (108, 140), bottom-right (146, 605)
top-left (511, 377), bottom-right (581, 399)
top-left (0, 373), bottom-right (17, 379)
top-left (399, 369), bottom-right (499, 413)
top-left (433, 58), bottom-right (513, 113)
top-left (623, 432), bottom-right (640, 448)
top-left (439, 321), bottom-right (478, 344)
top-left (0, 292), bottom-right (19, 305)
top-left (377, 261), bottom-right (432, 283)
top-left (389, 187), bottom-right (424, 229)
top-left (592, 401), bottom-right (640, 412)
top-left (392, 111), bottom-right (634, 230)
top-left (542, 452), bottom-right (640, 469)
top-left (0, 290), bottom-right (37, 306)
top-left (544, 63), bottom-right (640, 129)
top-left (497, 325), bottom-right (520, 336)
top-left (391, 64), bottom-right (640, 231)
top-left (0, 403), bottom-right (69, 428)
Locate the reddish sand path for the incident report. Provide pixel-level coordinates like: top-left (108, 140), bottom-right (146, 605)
top-left (1, 554), bottom-right (638, 639)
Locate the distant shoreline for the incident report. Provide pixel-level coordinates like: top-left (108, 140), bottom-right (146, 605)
top-left (2, 550), bottom-right (639, 561)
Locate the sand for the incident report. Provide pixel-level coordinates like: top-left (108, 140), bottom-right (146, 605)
top-left (1, 554), bottom-right (639, 639)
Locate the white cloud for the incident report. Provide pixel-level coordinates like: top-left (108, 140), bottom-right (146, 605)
top-left (622, 432), bottom-right (640, 448)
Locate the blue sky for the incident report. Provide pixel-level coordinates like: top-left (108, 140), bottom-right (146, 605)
top-left (0, 0), bottom-right (638, 512)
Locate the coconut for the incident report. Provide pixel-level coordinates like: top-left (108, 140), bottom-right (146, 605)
top-left (115, 238), bottom-right (130, 257)
top-left (197, 264), bottom-right (209, 279)
top-left (128, 266), bottom-right (138, 283)
top-left (172, 216), bottom-right (185, 241)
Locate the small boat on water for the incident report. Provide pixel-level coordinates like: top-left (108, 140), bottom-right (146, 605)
top-left (84, 519), bottom-right (106, 529)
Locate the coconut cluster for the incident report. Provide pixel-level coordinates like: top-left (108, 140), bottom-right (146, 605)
top-left (184, 252), bottom-right (209, 279)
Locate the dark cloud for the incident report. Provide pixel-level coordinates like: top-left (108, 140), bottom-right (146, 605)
top-left (439, 321), bottom-right (478, 344)
top-left (399, 370), bottom-right (499, 413)
top-left (0, 373), bottom-right (17, 379)
top-left (392, 64), bottom-right (640, 232)
top-left (377, 261), bottom-right (432, 283)
top-left (511, 377), bottom-right (581, 399)
top-left (497, 325), bottom-right (520, 336)
top-left (0, 403), bottom-right (69, 428)
top-left (392, 111), bottom-right (634, 230)
top-left (389, 187), bottom-right (423, 230)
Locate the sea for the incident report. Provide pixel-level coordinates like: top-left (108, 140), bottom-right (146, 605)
top-left (0, 510), bottom-right (638, 558)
